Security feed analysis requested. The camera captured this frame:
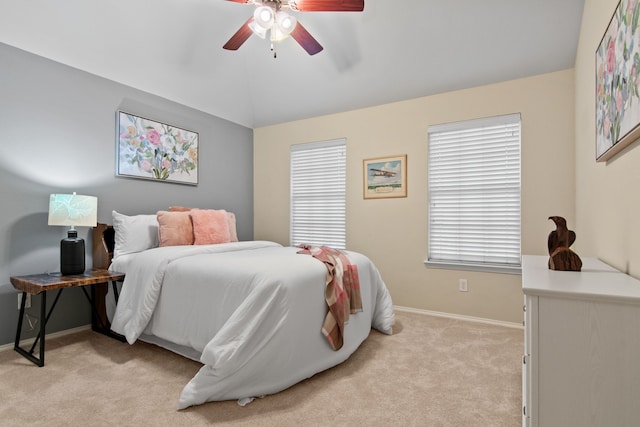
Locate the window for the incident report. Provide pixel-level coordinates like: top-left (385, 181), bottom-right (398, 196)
top-left (427, 114), bottom-right (521, 273)
top-left (290, 138), bottom-right (346, 249)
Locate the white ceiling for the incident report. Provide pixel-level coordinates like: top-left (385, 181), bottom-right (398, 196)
top-left (0, 0), bottom-right (585, 129)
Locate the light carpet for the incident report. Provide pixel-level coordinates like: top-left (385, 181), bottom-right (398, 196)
top-left (0, 311), bottom-right (522, 426)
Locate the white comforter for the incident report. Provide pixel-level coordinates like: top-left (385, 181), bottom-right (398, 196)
top-left (109, 241), bottom-right (394, 409)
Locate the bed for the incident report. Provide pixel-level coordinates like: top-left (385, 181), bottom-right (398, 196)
top-left (92, 210), bottom-right (394, 409)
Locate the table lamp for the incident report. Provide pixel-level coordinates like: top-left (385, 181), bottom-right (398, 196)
top-left (48, 193), bottom-right (98, 275)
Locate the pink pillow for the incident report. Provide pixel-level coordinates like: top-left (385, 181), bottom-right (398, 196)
top-left (170, 206), bottom-right (238, 242)
top-left (190, 209), bottom-right (231, 245)
top-left (226, 212), bottom-right (238, 242)
top-left (157, 211), bottom-right (194, 246)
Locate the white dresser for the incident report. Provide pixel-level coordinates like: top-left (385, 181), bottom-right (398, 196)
top-left (522, 255), bottom-right (640, 427)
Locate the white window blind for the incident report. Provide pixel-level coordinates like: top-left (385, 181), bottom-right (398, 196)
top-left (290, 138), bottom-right (346, 249)
top-left (427, 113), bottom-right (521, 273)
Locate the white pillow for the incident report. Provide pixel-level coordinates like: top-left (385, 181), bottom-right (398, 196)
top-left (112, 210), bottom-right (159, 259)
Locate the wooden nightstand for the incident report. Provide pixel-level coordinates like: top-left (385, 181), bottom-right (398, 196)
top-left (10, 269), bottom-right (125, 367)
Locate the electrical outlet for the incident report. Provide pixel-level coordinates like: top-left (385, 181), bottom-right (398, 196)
top-left (458, 279), bottom-right (468, 292)
top-left (17, 293), bottom-right (31, 310)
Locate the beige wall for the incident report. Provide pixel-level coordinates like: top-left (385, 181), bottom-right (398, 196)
top-left (575, 0), bottom-right (640, 277)
top-left (254, 69), bottom-right (575, 323)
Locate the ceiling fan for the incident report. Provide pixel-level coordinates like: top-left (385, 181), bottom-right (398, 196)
top-left (223, 0), bottom-right (364, 56)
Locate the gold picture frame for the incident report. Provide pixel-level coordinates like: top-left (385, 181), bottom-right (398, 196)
top-left (363, 155), bottom-right (407, 199)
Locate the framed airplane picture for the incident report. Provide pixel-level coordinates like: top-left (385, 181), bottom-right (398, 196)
top-left (363, 155), bottom-right (407, 199)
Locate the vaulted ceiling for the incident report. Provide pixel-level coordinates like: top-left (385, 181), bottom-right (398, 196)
top-left (0, 0), bottom-right (585, 128)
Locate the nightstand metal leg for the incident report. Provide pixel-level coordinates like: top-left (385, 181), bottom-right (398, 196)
top-left (14, 291), bottom-right (47, 367)
top-left (16, 289), bottom-right (64, 367)
top-left (14, 292), bottom-right (27, 349)
top-left (112, 280), bottom-right (120, 303)
top-left (38, 291), bottom-right (46, 366)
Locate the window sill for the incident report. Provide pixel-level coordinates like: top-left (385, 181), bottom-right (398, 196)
top-left (424, 259), bottom-right (522, 275)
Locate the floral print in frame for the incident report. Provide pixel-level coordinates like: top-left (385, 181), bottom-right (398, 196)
top-left (596, 0), bottom-right (640, 162)
top-left (116, 111), bottom-right (199, 184)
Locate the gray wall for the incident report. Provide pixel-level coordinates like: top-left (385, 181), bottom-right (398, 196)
top-left (0, 43), bottom-right (254, 346)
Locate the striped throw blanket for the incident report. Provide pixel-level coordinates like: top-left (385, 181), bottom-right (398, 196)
top-left (297, 244), bottom-right (363, 350)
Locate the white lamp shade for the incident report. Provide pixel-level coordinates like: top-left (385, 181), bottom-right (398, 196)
top-left (48, 193), bottom-right (98, 227)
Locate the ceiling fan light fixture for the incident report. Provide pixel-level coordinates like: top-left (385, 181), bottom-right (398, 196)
top-left (248, 20), bottom-right (268, 38)
top-left (253, 6), bottom-right (275, 29)
top-left (224, 0), bottom-right (361, 56)
top-left (276, 11), bottom-right (297, 35)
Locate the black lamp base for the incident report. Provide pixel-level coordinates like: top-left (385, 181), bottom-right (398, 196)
top-left (60, 230), bottom-right (85, 275)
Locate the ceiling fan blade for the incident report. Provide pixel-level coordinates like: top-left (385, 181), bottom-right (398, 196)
top-left (223, 18), bottom-right (254, 51)
top-left (290, 0), bottom-right (364, 12)
top-left (290, 22), bottom-right (323, 55)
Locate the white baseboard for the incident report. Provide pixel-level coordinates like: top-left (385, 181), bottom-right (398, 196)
top-left (394, 305), bottom-right (523, 329)
top-left (1, 307), bottom-right (521, 352)
top-left (0, 324), bottom-right (91, 353)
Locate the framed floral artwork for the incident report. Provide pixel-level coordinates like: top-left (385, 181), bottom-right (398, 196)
top-left (116, 111), bottom-right (199, 184)
top-left (363, 155), bottom-right (407, 199)
top-left (596, 0), bottom-right (640, 162)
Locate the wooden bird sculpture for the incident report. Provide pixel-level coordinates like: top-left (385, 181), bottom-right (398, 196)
top-left (547, 216), bottom-right (582, 271)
